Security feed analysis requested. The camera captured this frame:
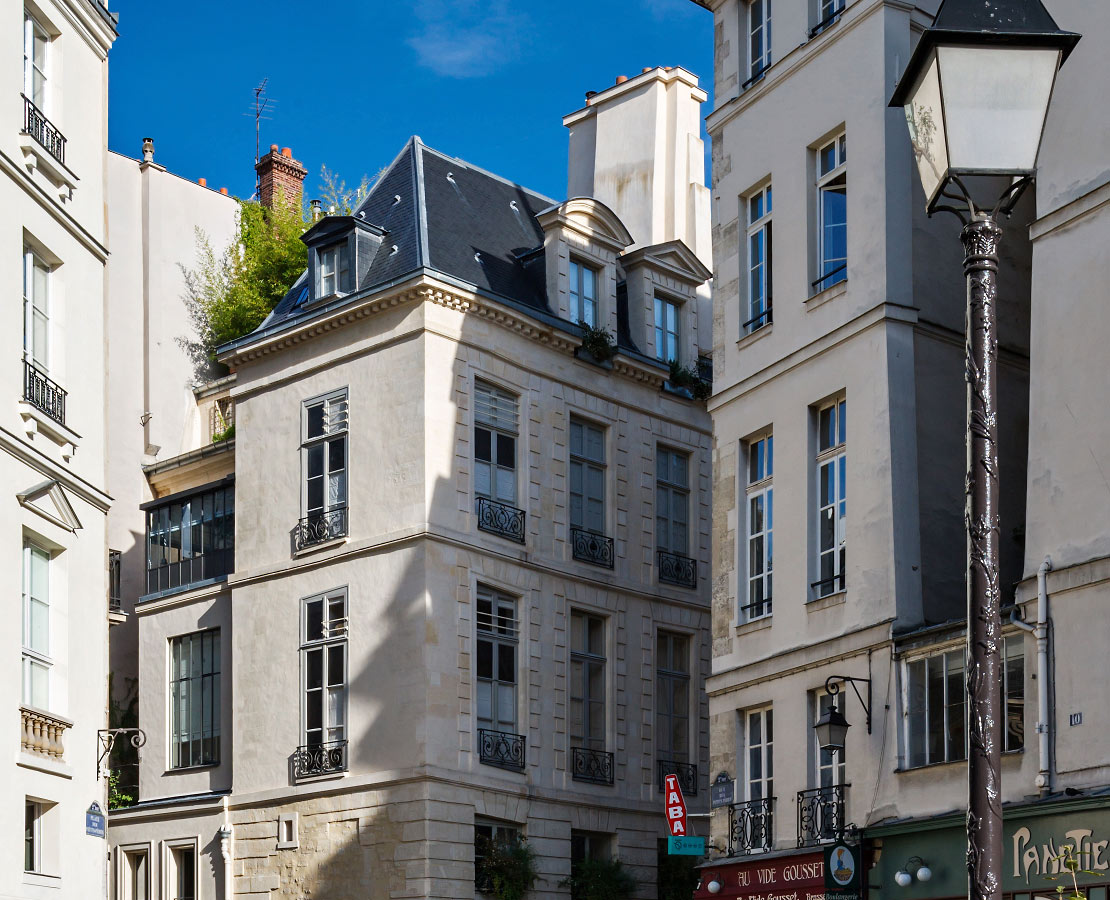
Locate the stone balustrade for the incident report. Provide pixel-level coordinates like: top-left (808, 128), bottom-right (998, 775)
top-left (20, 706), bottom-right (72, 760)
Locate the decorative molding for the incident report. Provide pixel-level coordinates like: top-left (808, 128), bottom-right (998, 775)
top-left (17, 479), bottom-right (82, 531)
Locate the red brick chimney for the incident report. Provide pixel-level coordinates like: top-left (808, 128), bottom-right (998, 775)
top-left (255, 143), bottom-right (307, 212)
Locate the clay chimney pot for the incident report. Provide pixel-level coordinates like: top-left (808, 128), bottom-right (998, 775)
top-left (219, 187), bottom-right (228, 195)
top-left (642, 67), bottom-right (652, 74)
top-left (281, 147), bottom-right (292, 159)
top-left (198, 177), bottom-right (207, 187)
top-left (269, 143), bottom-right (279, 152)
top-left (615, 75), bottom-right (628, 84)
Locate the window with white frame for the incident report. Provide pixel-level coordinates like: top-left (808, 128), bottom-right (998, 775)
top-left (474, 381), bottom-right (518, 506)
top-left (656, 447), bottom-right (690, 557)
top-left (745, 186), bottom-right (773, 333)
top-left (747, 0), bottom-right (772, 84)
top-left (476, 587), bottom-right (518, 735)
top-left (318, 241), bottom-right (349, 297)
top-left (168, 844), bottom-right (196, 900)
top-left (121, 847), bottom-right (149, 900)
top-left (569, 258), bottom-right (599, 327)
top-left (570, 611), bottom-right (606, 751)
top-left (22, 541), bottom-right (50, 709)
top-left (302, 590), bottom-right (348, 751)
top-left (656, 632), bottom-right (691, 766)
top-left (24, 11), bottom-right (48, 109)
top-left (169, 629), bottom-right (220, 768)
top-left (745, 434), bottom-right (773, 620)
top-left (569, 418), bottom-right (606, 535)
top-left (25, 800), bottom-right (41, 872)
top-left (302, 390), bottom-right (348, 524)
top-left (654, 294), bottom-right (680, 363)
top-left (814, 398), bottom-right (845, 598)
top-left (904, 635), bottom-right (1024, 768)
top-left (23, 247), bottom-right (50, 373)
top-left (745, 707), bottom-right (774, 803)
top-left (814, 691), bottom-right (846, 788)
top-left (815, 132), bottom-right (847, 292)
top-left (813, 0), bottom-right (846, 35)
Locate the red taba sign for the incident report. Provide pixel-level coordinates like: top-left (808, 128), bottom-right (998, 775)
top-left (665, 774), bottom-right (688, 836)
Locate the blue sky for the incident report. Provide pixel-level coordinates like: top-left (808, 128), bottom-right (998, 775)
top-left (107, 0), bottom-right (713, 203)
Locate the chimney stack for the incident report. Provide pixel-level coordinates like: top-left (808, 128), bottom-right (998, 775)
top-left (255, 143), bottom-right (307, 212)
top-left (142, 137), bottom-right (154, 163)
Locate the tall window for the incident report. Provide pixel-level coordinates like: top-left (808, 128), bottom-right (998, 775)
top-left (170, 846), bottom-right (196, 900)
top-left (745, 435), bottom-right (773, 619)
top-left (474, 381), bottom-right (518, 505)
top-left (656, 632), bottom-right (691, 766)
top-left (815, 692), bottom-right (846, 787)
top-left (477, 587), bottom-right (518, 735)
top-left (169, 630), bottom-right (220, 768)
top-left (815, 132), bottom-right (847, 291)
top-left (904, 636), bottom-right (1024, 767)
top-left (145, 483), bottom-right (235, 594)
top-left (122, 848), bottom-right (149, 900)
top-left (24, 11), bottom-right (48, 109)
top-left (656, 447), bottom-right (690, 556)
top-left (25, 800), bottom-right (41, 872)
top-left (303, 390), bottom-right (348, 521)
top-left (475, 821), bottom-right (520, 894)
top-left (22, 541), bottom-right (50, 709)
top-left (748, 0), bottom-right (772, 84)
top-left (815, 398), bottom-right (846, 598)
top-left (570, 612), bottom-right (606, 751)
top-left (319, 242), bottom-right (349, 297)
top-left (569, 259), bottom-right (598, 327)
top-left (745, 707), bottom-right (774, 803)
top-left (302, 590), bottom-right (347, 750)
top-left (23, 248), bottom-right (49, 373)
top-left (569, 418), bottom-right (606, 535)
top-left (746, 186), bottom-right (773, 332)
top-left (654, 295), bottom-right (680, 363)
top-left (814, 0), bottom-right (845, 34)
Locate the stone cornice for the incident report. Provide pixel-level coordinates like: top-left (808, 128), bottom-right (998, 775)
top-left (0, 425), bottom-right (111, 512)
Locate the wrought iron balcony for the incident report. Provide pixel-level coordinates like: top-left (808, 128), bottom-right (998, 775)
top-left (571, 527), bottom-right (614, 569)
top-left (658, 549), bottom-right (697, 588)
top-left (295, 506), bottom-right (348, 551)
top-left (797, 784), bottom-right (847, 847)
top-left (108, 549), bottom-right (122, 613)
top-left (729, 797), bottom-right (774, 855)
top-left (292, 740), bottom-right (348, 779)
top-left (146, 547), bottom-right (233, 595)
top-left (23, 360), bottom-right (66, 425)
top-left (478, 728), bottom-right (526, 771)
top-left (571, 746), bottom-right (614, 785)
top-left (475, 496), bottom-right (526, 543)
top-left (21, 94), bottom-right (66, 167)
top-left (657, 759), bottom-right (698, 796)
top-left (809, 2), bottom-right (846, 38)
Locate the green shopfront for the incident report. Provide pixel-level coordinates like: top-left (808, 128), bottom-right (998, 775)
top-left (867, 796), bottom-right (1110, 900)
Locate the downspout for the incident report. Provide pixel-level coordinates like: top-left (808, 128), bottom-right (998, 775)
top-left (1012, 557), bottom-right (1052, 795)
top-left (217, 796), bottom-right (233, 900)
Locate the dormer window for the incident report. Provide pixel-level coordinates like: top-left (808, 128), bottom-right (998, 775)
top-left (654, 295), bottom-right (680, 363)
top-left (319, 242), bottom-right (349, 297)
top-left (569, 259), bottom-right (598, 327)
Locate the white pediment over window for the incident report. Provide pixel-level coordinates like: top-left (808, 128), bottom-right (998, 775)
top-left (537, 197), bottom-right (634, 251)
top-left (621, 239), bottom-right (712, 286)
top-left (17, 479), bottom-right (82, 532)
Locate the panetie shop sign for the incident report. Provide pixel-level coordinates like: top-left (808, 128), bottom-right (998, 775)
top-left (696, 851), bottom-right (834, 900)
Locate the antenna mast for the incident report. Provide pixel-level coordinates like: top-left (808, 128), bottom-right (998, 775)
top-left (245, 79), bottom-right (275, 199)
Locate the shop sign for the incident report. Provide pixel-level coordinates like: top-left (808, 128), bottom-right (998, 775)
top-left (670, 835), bottom-right (707, 856)
top-left (665, 773), bottom-right (689, 837)
top-left (1010, 819), bottom-right (1110, 888)
top-left (697, 850), bottom-right (826, 900)
top-left (824, 843), bottom-right (861, 900)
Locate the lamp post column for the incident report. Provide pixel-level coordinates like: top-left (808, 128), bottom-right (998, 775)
top-left (962, 213), bottom-right (1004, 900)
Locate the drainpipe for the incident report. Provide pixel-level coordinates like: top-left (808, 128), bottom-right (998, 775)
top-left (217, 796), bottom-right (233, 900)
top-left (1012, 558), bottom-right (1053, 795)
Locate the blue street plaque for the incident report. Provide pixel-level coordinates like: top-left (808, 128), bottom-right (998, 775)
top-left (711, 772), bottom-right (735, 809)
top-left (668, 836), bottom-right (706, 856)
top-left (86, 802), bottom-right (106, 838)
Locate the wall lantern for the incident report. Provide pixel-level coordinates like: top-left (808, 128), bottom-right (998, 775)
top-left (814, 675), bottom-right (872, 752)
top-left (707, 877), bottom-right (722, 894)
top-left (895, 857), bottom-right (933, 887)
top-left (889, 0), bottom-right (1080, 213)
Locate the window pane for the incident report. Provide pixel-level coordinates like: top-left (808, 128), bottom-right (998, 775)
top-left (946, 652), bottom-right (966, 761)
top-left (307, 404), bottom-right (325, 438)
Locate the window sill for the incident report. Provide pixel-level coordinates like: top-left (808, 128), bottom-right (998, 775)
top-left (301, 290), bottom-right (349, 311)
top-left (164, 761), bottom-right (220, 775)
top-left (736, 615), bottom-right (772, 636)
top-left (894, 750), bottom-right (1024, 775)
top-left (137, 574), bottom-right (229, 606)
top-left (737, 322), bottom-right (773, 349)
top-left (18, 131), bottom-right (79, 202)
top-left (806, 279), bottom-right (848, 311)
top-left (807, 590), bottom-right (846, 611)
top-left (293, 769), bottom-right (348, 785)
top-left (17, 752), bottom-right (73, 779)
top-left (573, 346), bottom-right (615, 370)
top-left (23, 872), bottom-right (62, 890)
top-left (292, 535), bottom-right (349, 558)
top-left (18, 400), bottom-right (81, 461)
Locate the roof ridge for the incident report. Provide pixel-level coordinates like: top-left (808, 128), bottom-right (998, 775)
top-left (416, 141), bottom-right (559, 206)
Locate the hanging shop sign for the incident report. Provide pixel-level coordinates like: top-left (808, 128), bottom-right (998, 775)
top-left (824, 842), bottom-right (861, 900)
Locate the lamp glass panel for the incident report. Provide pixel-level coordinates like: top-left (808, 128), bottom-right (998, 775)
top-left (903, 54), bottom-right (948, 203)
top-left (936, 46), bottom-right (1060, 172)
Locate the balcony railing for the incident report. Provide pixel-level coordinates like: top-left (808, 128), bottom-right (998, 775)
top-left (809, 2), bottom-right (846, 38)
top-left (146, 547), bottom-right (233, 595)
top-left (23, 360), bottom-right (66, 425)
top-left (729, 798), bottom-right (775, 855)
top-left (295, 506), bottom-right (348, 551)
top-left (797, 785), bottom-right (847, 847)
top-left (108, 549), bottom-right (122, 613)
top-left (571, 527), bottom-right (614, 569)
top-left (571, 746), bottom-right (614, 785)
top-left (657, 760), bottom-right (698, 796)
top-left (292, 740), bottom-right (348, 779)
top-left (20, 706), bottom-right (72, 761)
top-left (658, 550), bottom-right (697, 589)
top-left (478, 728), bottom-right (526, 772)
top-left (21, 94), bottom-right (66, 167)
top-left (475, 497), bottom-right (526, 543)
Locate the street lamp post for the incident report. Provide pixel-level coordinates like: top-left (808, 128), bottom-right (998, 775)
top-left (890, 3), bottom-right (1080, 900)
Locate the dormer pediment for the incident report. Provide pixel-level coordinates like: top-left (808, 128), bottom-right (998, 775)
top-left (620, 239), bottom-right (711, 287)
top-left (18, 479), bottom-right (82, 532)
top-left (301, 214), bottom-right (388, 306)
top-left (537, 197), bottom-right (634, 252)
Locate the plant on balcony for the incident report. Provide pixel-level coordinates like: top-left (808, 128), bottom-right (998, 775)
top-left (561, 857), bottom-right (637, 900)
top-left (211, 422), bottom-right (235, 443)
top-left (578, 321), bottom-right (618, 364)
top-left (667, 360), bottom-right (711, 400)
top-left (478, 835), bottom-right (539, 900)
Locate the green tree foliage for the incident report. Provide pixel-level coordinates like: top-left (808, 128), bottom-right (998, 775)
top-left (561, 857), bottom-right (638, 900)
top-left (478, 835), bottom-right (539, 900)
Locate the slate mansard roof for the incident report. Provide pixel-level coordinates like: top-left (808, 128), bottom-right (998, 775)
top-left (235, 137), bottom-right (565, 349)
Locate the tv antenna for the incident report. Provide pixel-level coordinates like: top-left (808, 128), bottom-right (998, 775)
top-left (246, 78), bottom-right (275, 166)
